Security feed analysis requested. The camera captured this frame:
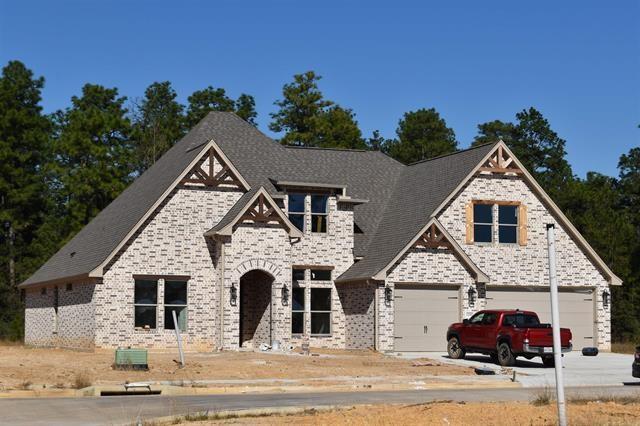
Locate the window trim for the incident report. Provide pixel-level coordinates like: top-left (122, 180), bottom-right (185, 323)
top-left (134, 278), bottom-right (158, 330)
top-left (471, 200), bottom-right (523, 246)
top-left (291, 286), bottom-right (306, 335)
top-left (310, 287), bottom-right (332, 336)
top-left (164, 279), bottom-right (188, 332)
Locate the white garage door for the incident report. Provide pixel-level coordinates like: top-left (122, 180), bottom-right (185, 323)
top-left (394, 285), bottom-right (460, 352)
top-left (485, 287), bottom-right (595, 348)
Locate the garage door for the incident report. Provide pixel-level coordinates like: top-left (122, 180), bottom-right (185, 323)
top-left (485, 288), bottom-right (595, 348)
top-left (394, 285), bottom-right (460, 352)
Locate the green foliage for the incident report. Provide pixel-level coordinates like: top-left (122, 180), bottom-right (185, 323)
top-left (269, 71), bottom-right (364, 149)
top-left (132, 82), bottom-right (185, 173)
top-left (473, 108), bottom-right (573, 200)
top-left (385, 108), bottom-right (458, 164)
top-left (52, 84), bottom-right (134, 236)
top-left (185, 86), bottom-right (257, 128)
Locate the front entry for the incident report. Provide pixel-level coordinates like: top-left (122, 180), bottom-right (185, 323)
top-left (239, 270), bottom-right (274, 348)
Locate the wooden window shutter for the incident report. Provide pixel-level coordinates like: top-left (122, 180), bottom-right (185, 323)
top-left (465, 202), bottom-right (474, 244)
top-left (518, 204), bottom-right (527, 246)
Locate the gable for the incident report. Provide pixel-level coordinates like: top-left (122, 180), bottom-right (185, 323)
top-left (181, 145), bottom-right (250, 191)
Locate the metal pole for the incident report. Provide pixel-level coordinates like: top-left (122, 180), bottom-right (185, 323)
top-left (546, 224), bottom-right (567, 426)
top-left (172, 310), bottom-right (185, 367)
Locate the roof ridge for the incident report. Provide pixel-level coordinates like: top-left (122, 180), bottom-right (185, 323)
top-left (407, 141), bottom-right (499, 166)
top-left (284, 145), bottom-right (369, 153)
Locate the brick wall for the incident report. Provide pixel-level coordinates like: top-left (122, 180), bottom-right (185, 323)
top-left (24, 282), bottom-right (95, 349)
top-left (437, 174), bottom-right (611, 349)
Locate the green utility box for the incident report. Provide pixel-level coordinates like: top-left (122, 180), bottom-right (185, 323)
top-left (114, 348), bottom-right (148, 370)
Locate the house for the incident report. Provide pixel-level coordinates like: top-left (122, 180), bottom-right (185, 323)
top-left (20, 112), bottom-right (620, 352)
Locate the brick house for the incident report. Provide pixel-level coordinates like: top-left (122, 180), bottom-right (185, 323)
top-left (20, 112), bottom-right (621, 352)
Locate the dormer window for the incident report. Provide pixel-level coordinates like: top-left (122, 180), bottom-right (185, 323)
top-left (311, 195), bottom-right (328, 233)
top-left (288, 194), bottom-right (305, 232)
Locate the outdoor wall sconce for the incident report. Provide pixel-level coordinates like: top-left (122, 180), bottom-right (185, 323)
top-left (282, 284), bottom-right (289, 305)
top-left (230, 283), bottom-right (237, 306)
top-left (468, 287), bottom-right (477, 306)
top-left (384, 286), bottom-right (393, 304)
top-left (602, 289), bottom-right (610, 309)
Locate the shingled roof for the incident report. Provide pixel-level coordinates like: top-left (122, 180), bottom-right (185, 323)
top-left (18, 112), bottom-right (528, 287)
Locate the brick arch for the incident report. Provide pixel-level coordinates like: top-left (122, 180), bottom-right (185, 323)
top-left (234, 259), bottom-right (282, 280)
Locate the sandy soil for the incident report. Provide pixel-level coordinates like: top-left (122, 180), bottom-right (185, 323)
top-left (198, 401), bottom-right (640, 425)
top-left (0, 344), bottom-right (471, 390)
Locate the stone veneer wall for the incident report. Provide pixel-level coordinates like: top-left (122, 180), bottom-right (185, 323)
top-left (437, 174), bottom-right (611, 349)
top-left (95, 187), bottom-right (242, 350)
top-left (24, 282), bottom-right (96, 349)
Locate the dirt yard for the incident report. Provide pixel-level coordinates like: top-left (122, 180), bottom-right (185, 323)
top-left (0, 344), bottom-right (471, 390)
top-left (190, 401), bottom-right (640, 425)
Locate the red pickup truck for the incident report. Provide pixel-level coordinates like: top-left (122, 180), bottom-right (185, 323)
top-left (446, 310), bottom-right (572, 367)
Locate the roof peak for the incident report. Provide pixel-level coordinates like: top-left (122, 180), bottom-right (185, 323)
top-left (407, 141), bottom-right (500, 166)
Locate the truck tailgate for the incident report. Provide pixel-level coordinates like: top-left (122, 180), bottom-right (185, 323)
top-left (526, 327), bottom-right (572, 347)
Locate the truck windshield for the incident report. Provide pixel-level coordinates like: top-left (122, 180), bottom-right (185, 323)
top-left (502, 314), bottom-right (540, 327)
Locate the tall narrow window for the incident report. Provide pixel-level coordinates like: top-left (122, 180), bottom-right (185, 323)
top-left (288, 194), bottom-right (305, 232)
top-left (134, 279), bottom-right (157, 329)
top-left (311, 195), bottom-right (328, 233)
top-left (498, 205), bottom-right (518, 243)
top-left (291, 287), bottom-right (305, 334)
top-left (473, 204), bottom-right (493, 243)
top-left (164, 280), bottom-right (188, 331)
top-left (310, 288), bottom-right (331, 335)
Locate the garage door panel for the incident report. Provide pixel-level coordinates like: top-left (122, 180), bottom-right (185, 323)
top-left (394, 286), bottom-right (460, 352)
top-left (485, 288), bottom-right (595, 348)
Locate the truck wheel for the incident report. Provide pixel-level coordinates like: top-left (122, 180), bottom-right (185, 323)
top-left (497, 342), bottom-right (516, 367)
top-left (542, 356), bottom-right (555, 368)
top-left (447, 337), bottom-right (466, 359)
top-left (490, 353), bottom-right (499, 364)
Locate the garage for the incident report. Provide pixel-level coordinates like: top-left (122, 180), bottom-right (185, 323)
top-left (394, 285), bottom-right (460, 352)
top-left (485, 287), bottom-right (595, 349)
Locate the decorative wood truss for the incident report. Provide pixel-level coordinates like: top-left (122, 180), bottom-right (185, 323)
top-left (412, 223), bottom-right (453, 250)
top-left (478, 145), bottom-right (522, 175)
top-left (181, 147), bottom-right (246, 190)
top-left (239, 193), bottom-right (288, 228)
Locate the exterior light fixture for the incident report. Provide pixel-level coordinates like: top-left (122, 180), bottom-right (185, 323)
top-left (468, 287), bottom-right (477, 306)
top-left (230, 283), bottom-right (238, 306)
top-left (282, 284), bottom-right (289, 305)
top-left (384, 286), bottom-right (393, 303)
top-left (602, 290), bottom-right (610, 309)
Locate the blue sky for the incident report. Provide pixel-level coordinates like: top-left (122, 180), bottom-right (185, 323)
top-left (1, 0), bottom-right (638, 177)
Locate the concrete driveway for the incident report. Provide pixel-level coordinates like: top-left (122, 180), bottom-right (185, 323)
top-left (398, 351), bottom-right (639, 388)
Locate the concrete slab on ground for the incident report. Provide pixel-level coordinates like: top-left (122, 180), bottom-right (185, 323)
top-left (396, 351), bottom-right (639, 388)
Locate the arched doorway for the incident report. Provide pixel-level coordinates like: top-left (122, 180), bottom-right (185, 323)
top-left (239, 270), bottom-right (274, 348)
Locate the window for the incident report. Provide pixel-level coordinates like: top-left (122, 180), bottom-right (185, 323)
top-left (311, 195), bottom-right (328, 233)
top-left (482, 313), bottom-right (497, 325)
top-left (41, 287), bottom-right (46, 296)
top-left (291, 287), bottom-right (305, 334)
top-left (288, 193), bottom-right (305, 232)
top-left (311, 269), bottom-right (331, 281)
top-left (310, 288), bottom-right (331, 335)
top-left (292, 268), bottom-right (305, 283)
top-left (468, 312), bottom-right (485, 325)
top-left (473, 204), bottom-right (493, 243)
top-left (164, 280), bottom-right (187, 331)
top-left (503, 314), bottom-right (540, 327)
top-left (134, 279), bottom-right (157, 329)
top-left (498, 205), bottom-right (518, 243)
top-left (66, 283), bottom-right (73, 292)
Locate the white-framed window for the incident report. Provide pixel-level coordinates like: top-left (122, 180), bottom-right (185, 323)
top-left (310, 288), bottom-right (331, 335)
top-left (287, 193), bottom-right (305, 232)
top-left (164, 280), bottom-right (188, 331)
top-left (473, 203), bottom-right (493, 243)
top-left (310, 195), bottom-right (328, 233)
top-left (498, 204), bottom-right (518, 243)
top-left (291, 287), bottom-right (305, 334)
top-left (134, 279), bottom-right (157, 329)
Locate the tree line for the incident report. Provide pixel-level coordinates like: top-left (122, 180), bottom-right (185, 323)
top-left (0, 61), bottom-right (638, 342)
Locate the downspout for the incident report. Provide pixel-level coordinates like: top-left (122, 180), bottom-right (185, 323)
top-left (218, 240), bottom-right (225, 350)
top-left (372, 279), bottom-right (379, 351)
